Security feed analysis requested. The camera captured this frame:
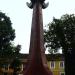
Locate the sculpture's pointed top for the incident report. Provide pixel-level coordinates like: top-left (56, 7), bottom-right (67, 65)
top-left (30, 0), bottom-right (45, 4)
top-left (26, 0), bottom-right (49, 9)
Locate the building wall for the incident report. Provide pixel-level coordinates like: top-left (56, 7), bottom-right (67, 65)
top-left (0, 61), bottom-right (65, 75)
top-left (47, 61), bottom-right (65, 75)
top-left (0, 54), bottom-right (64, 75)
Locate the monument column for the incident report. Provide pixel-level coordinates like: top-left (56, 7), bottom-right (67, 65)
top-left (24, 0), bottom-right (52, 75)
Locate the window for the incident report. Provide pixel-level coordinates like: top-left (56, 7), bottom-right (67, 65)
top-left (60, 72), bottom-right (65, 75)
top-left (59, 61), bottom-right (64, 68)
top-left (21, 64), bottom-right (23, 71)
top-left (3, 64), bottom-right (8, 70)
top-left (50, 61), bottom-right (55, 69)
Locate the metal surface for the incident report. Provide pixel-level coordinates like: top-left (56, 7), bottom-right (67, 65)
top-left (24, 1), bottom-right (52, 75)
top-left (26, 0), bottom-right (49, 9)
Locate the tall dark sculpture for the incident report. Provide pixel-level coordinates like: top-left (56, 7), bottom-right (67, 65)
top-left (24, 0), bottom-right (52, 75)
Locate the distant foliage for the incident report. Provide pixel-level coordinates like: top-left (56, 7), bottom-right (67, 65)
top-left (0, 12), bottom-right (21, 57)
top-left (44, 14), bottom-right (75, 54)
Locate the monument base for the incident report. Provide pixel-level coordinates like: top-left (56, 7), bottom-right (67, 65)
top-left (24, 62), bottom-right (52, 75)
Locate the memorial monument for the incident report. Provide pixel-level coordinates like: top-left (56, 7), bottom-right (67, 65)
top-left (24, 0), bottom-right (53, 75)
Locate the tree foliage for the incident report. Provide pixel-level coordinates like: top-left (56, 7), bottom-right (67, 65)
top-left (44, 14), bottom-right (75, 54)
top-left (44, 14), bottom-right (75, 75)
top-left (10, 58), bottom-right (21, 70)
top-left (10, 58), bottom-right (21, 75)
top-left (0, 12), bottom-right (21, 57)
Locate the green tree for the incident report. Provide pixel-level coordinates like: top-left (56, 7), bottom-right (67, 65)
top-left (0, 12), bottom-right (21, 57)
top-left (10, 58), bottom-right (21, 75)
top-left (0, 12), bottom-right (15, 57)
top-left (15, 44), bottom-right (21, 54)
top-left (44, 14), bottom-right (75, 75)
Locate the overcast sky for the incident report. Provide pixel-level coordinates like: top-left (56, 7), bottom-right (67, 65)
top-left (0, 0), bottom-right (75, 53)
